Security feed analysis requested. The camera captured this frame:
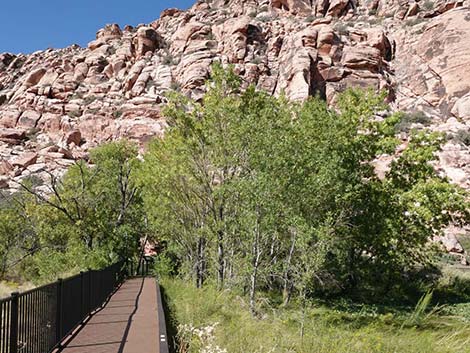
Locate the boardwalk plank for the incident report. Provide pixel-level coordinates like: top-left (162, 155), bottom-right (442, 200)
top-left (60, 278), bottom-right (159, 353)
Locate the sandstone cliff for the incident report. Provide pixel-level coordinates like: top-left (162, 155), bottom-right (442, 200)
top-left (0, 1), bottom-right (468, 245)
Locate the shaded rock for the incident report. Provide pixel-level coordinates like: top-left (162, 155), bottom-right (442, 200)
top-left (134, 27), bottom-right (164, 58)
top-left (24, 68), bottom-right (46, 87)
top-left (0, 176), bottom-right (8, 188)
top-left (0, 128), bottom-right (26, 142)
top-left (17, 111), bottom-right (42, 128)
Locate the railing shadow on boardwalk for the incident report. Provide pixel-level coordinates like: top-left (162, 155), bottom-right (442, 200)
top-left (0, 257), bottom-right (155, 353)
top-left (116, 278), bottom-right (144, 353)
top-left (56, 277), bottom-right (146, 353)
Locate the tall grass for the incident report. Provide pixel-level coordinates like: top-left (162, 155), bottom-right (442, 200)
top-left (161, 278), bottom-right (470, 353)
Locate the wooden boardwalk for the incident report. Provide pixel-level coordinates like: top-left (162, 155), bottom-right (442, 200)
top-left (58, 278), bottom-right (159, 353)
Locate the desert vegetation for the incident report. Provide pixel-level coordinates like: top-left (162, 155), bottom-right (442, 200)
top-left (0, 66), bottom-right (469, 352)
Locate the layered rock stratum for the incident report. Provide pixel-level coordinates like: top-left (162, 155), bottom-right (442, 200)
top-left (0, 0), bottom-right (469, 247)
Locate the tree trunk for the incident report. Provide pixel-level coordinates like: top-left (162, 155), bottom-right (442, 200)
top-left (217, 229), bottom-right (224, 290)
top-left (283, 230), bottom-right (297, 306)
top-left (347, 246), bottom-right (357, 292)
top-left (196, 236), bottom-right (206, 288)
top-left (249, 212), bottom-right (261, 316)
top-left (299, 288), bottom-right (306, 343)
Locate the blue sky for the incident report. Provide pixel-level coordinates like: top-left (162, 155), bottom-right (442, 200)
top-left (0, 0), bottom-right (195, 54)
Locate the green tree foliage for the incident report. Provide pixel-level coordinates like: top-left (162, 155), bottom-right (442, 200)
top-left (141, 65), bottom-right (469, 312)
top-left (1, 141), bottom-right (145, 282)
top-left (0, 192), bottom-right (36, 279)
top-left (1, 66), bottom-right (468, 309)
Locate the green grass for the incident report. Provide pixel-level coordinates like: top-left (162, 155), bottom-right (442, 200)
top-left (161, 278), bottom-right (470, 353)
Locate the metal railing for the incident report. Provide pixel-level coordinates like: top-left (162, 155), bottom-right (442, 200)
top-left (131, 256), bottom-right (154, 277)
top-left (0, 261), bottom-right (126, 353)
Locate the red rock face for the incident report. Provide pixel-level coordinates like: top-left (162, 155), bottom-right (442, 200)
top-left (0, 0), bottom-right (468, 200)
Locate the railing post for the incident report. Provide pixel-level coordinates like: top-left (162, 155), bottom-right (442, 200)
top-left (56, 278), bottom-right (63, 345)
top-left (10, 292), bottom-right (19, 353)
top-left (88, 269), bottom-right (92, 312)
top-left (124, 259), bottom-right (129, 280)
top-left (80, 271), bottom-right (84, 322)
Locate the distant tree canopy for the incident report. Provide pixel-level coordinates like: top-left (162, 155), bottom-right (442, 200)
top-left (0, 65), bottom-right (468, 307)
top-left (0, 141), bottom-right (145, 283)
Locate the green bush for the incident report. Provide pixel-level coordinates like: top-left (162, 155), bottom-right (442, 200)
top-left (305, 15), bottom-right (317, 23)
top-left (422, 0), bottom-right (435, 11)
top-left (395, 110), bottom-right (432, 132)
top-left (334, 22), bottom-right (349, 35)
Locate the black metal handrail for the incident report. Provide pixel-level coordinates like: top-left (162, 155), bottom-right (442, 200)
top-left (0, 261), bottom-right (127, 353)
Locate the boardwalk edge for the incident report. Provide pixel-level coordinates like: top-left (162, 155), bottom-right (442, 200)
top-left (156, 279), bottom-right (170, 353)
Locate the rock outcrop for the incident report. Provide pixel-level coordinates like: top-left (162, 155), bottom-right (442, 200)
top-left (0, 0), bottom-right (468, 219)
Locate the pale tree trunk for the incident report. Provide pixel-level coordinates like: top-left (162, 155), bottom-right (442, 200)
top-left (249, 211), bottom-right (262, 316)
top-left (196, 236), bottom-right (206, 288)
top-left (300, 288), bottom-right (306, 343)
top-left (283, 230), bottom-right (297, 306)
top-left (215, 201), bottom-right (225, 290)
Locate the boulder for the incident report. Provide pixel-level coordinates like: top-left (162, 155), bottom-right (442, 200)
top-left (65, 130), bottom-right (82, 146)
top-left (134, 27), bottom-right (164, 58)
top-left (96, 24), bottom-right (123, 41)
top-left (17, 111), bottom-right (42, 128)
top-left (0, 176), bottom-right (8, 189)
top-left (342, 45), bottom-right (383, 72)
top-left (12, 152), bottom-right (38, 169)
top-left (271, 0), bottom-right (312, 14)
top-left (23, 68), bottom-right (46, 87)
top-left (0, 128), bottom-right (26, 142)
top-left (0, 160), bottom-right (13, 175)
top-left (327, 0), bottom-right (350, 17)
top-left (0, 111), bottom-right (21, 128)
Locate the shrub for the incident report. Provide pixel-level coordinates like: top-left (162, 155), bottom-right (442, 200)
top-left (113, 110), bottom-right (123, 119)
top-left (258, 15), bottom-right (274, 23)
top-left (163, 53), bottom-right (176, 66)
top-left (305, 15), bottom-right (317, 23)
top-left (395, 110), bottom-right (432, 132)
top-left (83, 95), bottom-right (97, 105)
top-left (334, 22), bottom-right (349, 35)
top-left (435, 268), bottom-right (470, 302)
top-left (405, 18), bottom-right (426, 26)
top-left (251, 56), bottom-right (262, 65)
top-left (146, 79), bottom-right (156, 90)
top-left (25, 128), bottom-right (40, 142)
top-left (453, 129), bottom-right (470, 146)
top-left (170, 81), bottom-right (182, 91)
top-left (422, 0), bottom-right (435, 11)
top-left (67, 110), bottom-right (82, 119)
